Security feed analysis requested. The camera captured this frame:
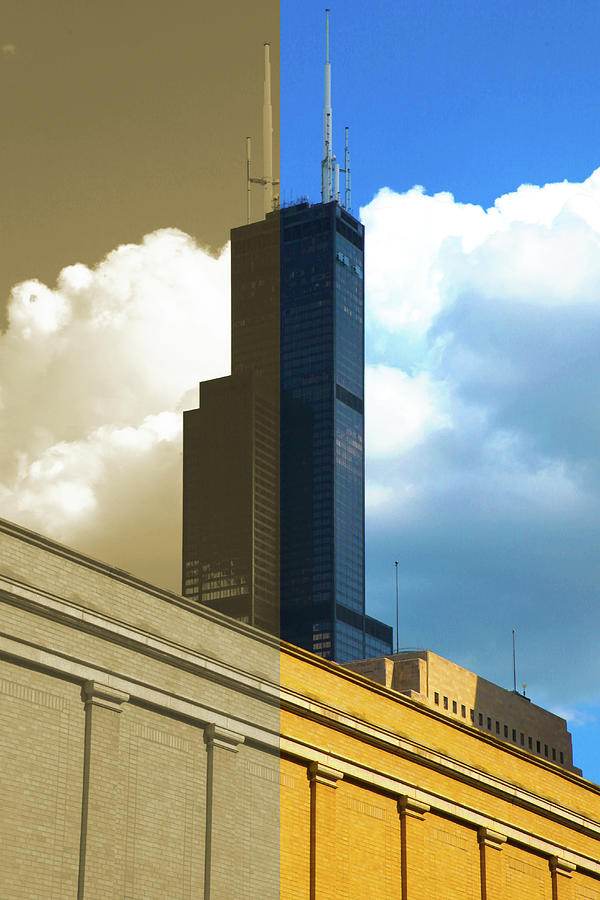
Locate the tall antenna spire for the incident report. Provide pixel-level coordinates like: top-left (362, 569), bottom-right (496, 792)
top-left (263, 42), bottom-right (273, 218)
top-left (245, 42), bottom-right (279, 223)
top-left (344, 125), bottom-right (351, 210)
top-left (321, 9), bottom-right (336, 203)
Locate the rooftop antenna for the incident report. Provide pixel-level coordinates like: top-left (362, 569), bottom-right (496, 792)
top-left (512, 628), bottom-right (517, 693)
top-left (246, 42), bottom-right (279, 223)
top-left (342, 125), bottom-right (351, 210)
top-left (262, 41), bottom-right (273, 217)
top-left (395, 560), bottom-right (399, 654)
top-left (321, 10), bottom-right (338, 203)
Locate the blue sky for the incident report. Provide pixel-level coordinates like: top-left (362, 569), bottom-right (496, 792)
top-left (282, 0), bottom-right (600, 782)
top-left (282, 0), bottom-right (600, 208)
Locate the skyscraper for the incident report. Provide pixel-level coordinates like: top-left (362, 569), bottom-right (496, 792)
top-left (182, 18), bottom-right (392, 662)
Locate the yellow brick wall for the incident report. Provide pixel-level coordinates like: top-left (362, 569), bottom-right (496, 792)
top-left (423, 814), bottom-right (479, 899)
top-left (0, 520), bottom-right (281, 899)
top-left (572, 869), bottom-right (600, 899)
top-left (502, 845), bottom-right (552, 899)
top-left (335, 780), bottom-right (401, 897)
top-left (281, 650), bottom-right (600, 822)
top-left (279, 646), bottom-right (600, 900)
top-left (280, 757), bottom-right (310, 898)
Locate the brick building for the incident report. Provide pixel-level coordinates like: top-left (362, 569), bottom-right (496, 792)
top-left (0, 518), bottom-right (280, 899)
top-left (346, 650), bottom-right (578, 773)
top-left (1, 517), bottom-right (600, 898)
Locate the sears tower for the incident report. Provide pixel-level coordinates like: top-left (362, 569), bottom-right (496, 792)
top-left (182, 16), bottom-right (392, 662)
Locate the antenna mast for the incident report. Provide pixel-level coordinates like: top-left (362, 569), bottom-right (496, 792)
top-left (246, 137), bottom-right (252, 224)
top-left (343, 125), bottom-right (351, 210)
top-left (321, 10), bottom-right (337, 202)
top-left (263, 41), bottom-right (273, 217)
top-left (512, 629), bottom-right (517, 692)
top-left (246, 42), bottom-right (279, 223)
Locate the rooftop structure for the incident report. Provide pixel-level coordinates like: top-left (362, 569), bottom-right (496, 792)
top-left (345, 649), bottom-right (579, 773)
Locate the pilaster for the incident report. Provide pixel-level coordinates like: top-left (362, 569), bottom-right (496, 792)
top-left (478, 827), bottom-right (507, 900)
top-left (203, 723), bottom-right (245, 900)
top-left (550, 856), bottom-right (576, 900)
top-left (309, 762), bottom-right (343, 900)
top-left (398, 795), bottom-right (430, 900)
top-left (78, 680), bottom-right (129, 900)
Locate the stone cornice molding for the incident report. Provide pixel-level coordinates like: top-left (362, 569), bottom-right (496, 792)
top-left (278, 692), bottom-right (600, 841)
top-left (478, 827), bottom-right (507, 850)
top-left (0, 631), bottom-right (279, 751)
top-left (549, 856), bottom-right (576, 878)
top-left (398, 795), bottom-right (430, 820)
top-left (0, 575), bottom-right (280, 706)
top-left (0, 520), bottom-right (279, 650)
top-left (308, 761), bottom-right (343, 787)
top-left (81, 680), bottom-right (129, 712)
top-left (204, 723), bottom-right (245, 753)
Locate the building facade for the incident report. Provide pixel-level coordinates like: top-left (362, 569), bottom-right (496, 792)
top-left (2, 518), bottom-right (600, 899)
top-left (280, 642), bottom-right (600, 900)
top-left (0, 517), bottom-right (281, 900)
top-left (346, 650), bottom-right (579, 773)
top-left (279, 200), bottom-right (391, 661)
top-left (182, 20), bottom-right (392, 662)
top-left (182, 370), bottom-right (279, 635)
top-left (182, 209), bottom-right (280, 637)
top-left (182, 201), bottom-right (392, 662)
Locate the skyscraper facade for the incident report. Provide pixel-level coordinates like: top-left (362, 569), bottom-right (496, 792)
top-left (182, 18), bottom-right (392, 661)
top-left (182, 199), bottom-right (392, 661)
top-left (280, 200), bottom-right (391, 661)
top-left (182, 208), bottom-right (280, 636)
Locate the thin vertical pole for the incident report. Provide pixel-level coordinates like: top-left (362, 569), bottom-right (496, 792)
top-left (263, 42), bottom-right (273, 217)
top-left (395, 560), bottom-right (399, 654)
top-left (512, 629), bottom-right (516, 692)
top-left (246, 137), bottom-right (252, 224)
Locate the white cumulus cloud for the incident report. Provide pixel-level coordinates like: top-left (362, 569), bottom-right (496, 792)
top-left (362, 167), bottom-right (600, 706)
top-left (366, 364), bottom-right (449, 458)
top-left (1, 229), bottom-right (229, 587)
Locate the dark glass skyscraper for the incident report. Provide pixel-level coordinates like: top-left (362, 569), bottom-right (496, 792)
top-left (280, 200), bottom-right (391, 661)
top-left (182, 210), bottom-right (280, 636)
top-left (182, 200), bottom-right (392, 661)
top-left (182, 19), bottom-right (392, 661)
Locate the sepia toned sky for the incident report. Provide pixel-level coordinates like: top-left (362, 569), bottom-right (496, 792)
top-left (1, 0), bottom-right (279, 325)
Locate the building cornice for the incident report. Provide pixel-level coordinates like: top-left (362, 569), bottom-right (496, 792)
top-left (282, 641), bottom-right (592, 788)
top-left (0, 517), bottom-right (279, 649)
